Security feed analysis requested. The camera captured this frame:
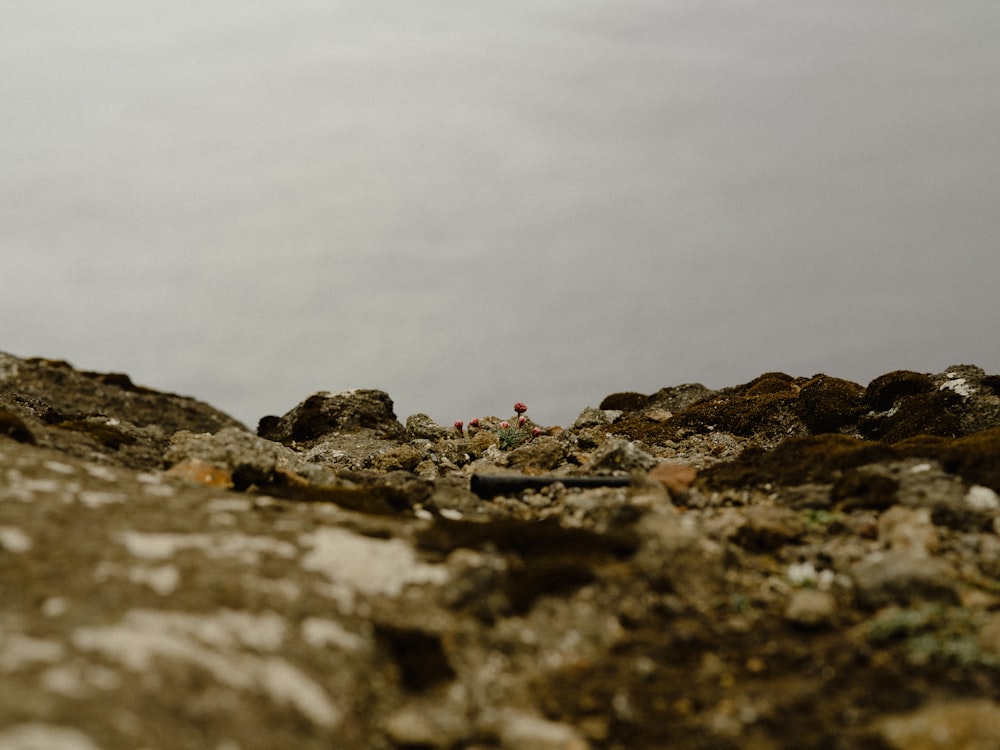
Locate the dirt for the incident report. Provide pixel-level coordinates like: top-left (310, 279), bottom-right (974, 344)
top-left (3, 352), bottom-right (1000, 749)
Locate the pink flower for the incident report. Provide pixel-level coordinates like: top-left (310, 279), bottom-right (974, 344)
top-left (518, 416), bottom-right (527, 427)
top-left (499, 421), bottom-right (510, 429)
top-left (454, 420), bottom-right (464, 433)
top-left (469, 417), bottom-right (480, 428)
top-left (531, 427), bottom-right (542, 438)
top-left (514, 402), bottom-right (527, 415)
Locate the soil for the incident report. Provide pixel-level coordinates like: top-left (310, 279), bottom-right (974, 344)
top-left (3, 352), bottom-right (1000, 749)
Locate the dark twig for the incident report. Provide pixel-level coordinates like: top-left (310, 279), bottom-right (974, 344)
top-left (470, 473), bottom-right (632, 498)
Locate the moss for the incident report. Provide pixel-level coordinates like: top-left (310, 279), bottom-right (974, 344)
top-left (743, 372), bottom-right (797, 396)
top-left (795, 375), bottom-right (866, 433)
top-left (599, 391), bottom-right (648, 413)
top-left (669, 390), bottom-right (798, 438)
top-left (610, 376), bottom-right (803, 444)
top-left (981, 375), bottom-right (1000, 396)
top-left (704, 434), bottom-right (898, 489)
top-left (859, 390), bottom-right (962, 442)
top-left (831, 470), bottom-right (899, 511)
top-left (867, 604), bottom-right (941, 643)
top-left (864, 370), bottom-right (934, 411)
top-left (894, 428), bottom-right (1000, 493)
top-left (800, 509), bottom-right (845, 528)
top-left (937, 428), bottom-right (1000, 493)
top-left (866, 605), bottom-right (999, 669)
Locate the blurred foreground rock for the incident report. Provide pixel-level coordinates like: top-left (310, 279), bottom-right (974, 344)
top-left (4, 352), bottom-right (1000, 749)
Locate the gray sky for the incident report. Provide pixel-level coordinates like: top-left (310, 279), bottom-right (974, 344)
top-left (3, 1), bottom-right (999, 427)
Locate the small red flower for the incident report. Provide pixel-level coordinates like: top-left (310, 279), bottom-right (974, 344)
top-left (514, 402), bottom-right (527, 415)
top-left (469, 417), bottom-right (480, 428)
top-left (531, 427), bottom-right (542, 438)
top-left (518, 416), bottom-right (527, 427)
top-left (454, 420), bottom-right (464, 433)
top-left (499, 421), bottom-right (510, 429)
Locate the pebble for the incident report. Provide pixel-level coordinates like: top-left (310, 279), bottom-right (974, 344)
top-left (585, 438), bottom-right (656, 473)
top-left (0, 526), bottom-right (32, 553)
top-left (967, 485), bottom-right (1000, 512)
top-left (784, 589), bottom-right (837, 628)
top-left (498, 711), bottom-right (590, 750)
top-left (878, 699), bottom-right (1000, 749)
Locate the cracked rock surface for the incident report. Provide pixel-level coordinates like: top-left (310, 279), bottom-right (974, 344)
top-left (4, 352), bottom-right (1000, 749)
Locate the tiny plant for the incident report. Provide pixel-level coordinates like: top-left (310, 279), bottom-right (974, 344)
top-left (456, 402), bottom-right (538, 450)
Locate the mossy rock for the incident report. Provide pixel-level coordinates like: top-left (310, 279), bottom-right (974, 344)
top-left (864, 370), bottom-right (935, 411)
top-left (703, 434), bottom-right (898, 489)
top-left (598, 391), bottom-right (648, 413)
top-left (795, 375), bottom-right (866, 434)
top-left (895, 428), bottom-right (1000, 493)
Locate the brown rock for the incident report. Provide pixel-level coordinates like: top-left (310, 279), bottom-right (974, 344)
top-left (648, 463), bottom-right (697, 499)
top-left (164, 457), bottom-right (235, 489)
top-left (258, 389), bottom-right (404, 445)
top-left (506, 437), bottom-right (565, 472)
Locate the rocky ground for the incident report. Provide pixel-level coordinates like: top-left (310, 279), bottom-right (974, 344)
top-left (3, 352), bottom-right (1000, 749)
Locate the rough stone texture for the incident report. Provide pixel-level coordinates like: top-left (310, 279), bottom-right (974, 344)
top-left (258, 389), bottom-right (404, 446)
top-left (5, 351), bottom-right (1000, 749)
top-left (0, 353), bottom-right (244, 471)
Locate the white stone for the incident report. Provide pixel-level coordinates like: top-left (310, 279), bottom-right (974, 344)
top-left (966, 485), bottom-right (1000, 511)
top-left (71, 609), bottom-right (341, 729)
top-left (0, 633), bottom-right (65, 671)
top-left (20, 478), bottom-right (62, 494)
top-left (205, 498), bottom-right (253, 513)
top-left (129, 565), bottom-right (181, 596)
top-left (83, 464), bottom-right (117, 482)
top-left (40, 663), bottom-right (122, 696)
top-left (300, 617), bottom-right (368, 652)
top-left (498, 710), bottom-right (590, 750)
top-left (0, 526), bottom-right (32, 553)
top-left (42, 460), bottom-right (76, 475)
top-left (300, 527), bottom-right (449, 597)
top-left (118, 530), bottom-right (296, 563)
top-left (76, 491), bottom-right (125, 509)
top-left (141, 483), bottom-right (176, 497)
top-left (42, 597), bottom-right (68, 617)
top-left (0, 724), bottom-right (101, 750)
top-left (787, 561), bottom-right (818, 587)
top-left (940, 377), bottom-right (975, 397)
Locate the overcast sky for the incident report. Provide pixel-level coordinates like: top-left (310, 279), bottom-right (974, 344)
top-left (3, 1), bottom-right (999, 427)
